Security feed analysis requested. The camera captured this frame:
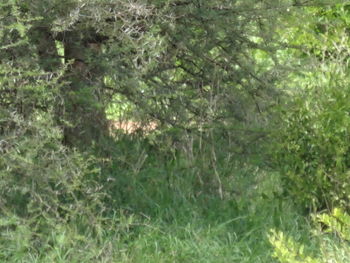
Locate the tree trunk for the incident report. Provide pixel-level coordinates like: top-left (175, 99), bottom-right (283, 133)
top-left (31, 27), bottom-right (109, 149)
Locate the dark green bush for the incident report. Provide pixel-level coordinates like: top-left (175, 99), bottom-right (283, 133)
top-left (0, 4), bottom-right (112, 259)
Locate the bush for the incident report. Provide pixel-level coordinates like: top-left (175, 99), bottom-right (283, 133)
top-left (274, 63), bottom-right (350, 211)
top-left (0, 112), bottom-right (110, 256)
top-left (269, 208), bottom-right (350, 263)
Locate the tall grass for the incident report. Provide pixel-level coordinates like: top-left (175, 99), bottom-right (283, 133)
top-left (1, 131), bottom-right (349, 262)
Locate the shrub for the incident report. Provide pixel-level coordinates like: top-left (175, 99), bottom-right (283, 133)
top-left (274, 63), bottom-right (350, 211)
top-left (269, 208), bottom-right (350, 263)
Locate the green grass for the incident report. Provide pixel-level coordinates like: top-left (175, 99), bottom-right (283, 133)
top-left (118, 168), bottom-right (306, 263)
top-left (1, 140), bottom-right (349, 263)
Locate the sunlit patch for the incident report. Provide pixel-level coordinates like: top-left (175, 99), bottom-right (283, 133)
top-left (108, 120), bottom-right (158, 135)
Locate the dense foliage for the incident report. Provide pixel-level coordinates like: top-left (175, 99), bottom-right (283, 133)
top-left (1, 0), bottom-right (350, 262)
top-left (274, 4), bottom-right (350, 211)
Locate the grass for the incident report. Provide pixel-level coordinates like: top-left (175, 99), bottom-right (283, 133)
top-left (95, 166), bottom-right (305, 262)
top-left (101, 164), bottom-right (309, 263)
top-left (1, 137), bottom-right (349, 263)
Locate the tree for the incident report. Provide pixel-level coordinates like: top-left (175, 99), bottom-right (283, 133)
top-left (0, 0), bottom-right (105, 232)
top-left (3, 0), bottom-right (329, 149)
top-left (2, 0), bottom-right (339, 204)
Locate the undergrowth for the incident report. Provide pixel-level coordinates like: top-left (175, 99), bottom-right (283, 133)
top-left (0, 132), bottom-right (305, 262)
top-left (2, 126), bottom-right (349, 262)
